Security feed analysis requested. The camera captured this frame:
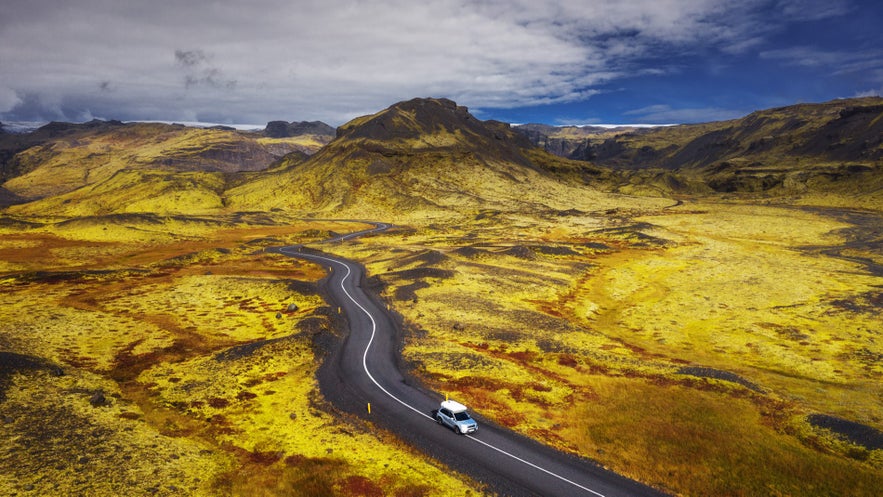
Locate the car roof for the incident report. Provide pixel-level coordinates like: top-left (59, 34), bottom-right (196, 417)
top-left (440, 400), bottom-right (468, 413)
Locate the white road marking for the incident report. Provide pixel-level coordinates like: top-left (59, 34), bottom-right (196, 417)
top-left (466, 435), bottom-right (606, 497)
top-left (279, 224), bottom-right (607, 497)
top-left (294, 250), bottom-right (433, 420)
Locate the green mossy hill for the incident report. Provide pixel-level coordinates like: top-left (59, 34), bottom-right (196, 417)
top-left (0, 121), bottom-right (316, 204)
top-left (0, 120), bottom-right (122, 184)
top-left (262, 120), bottom-right (335, 139)
top-left (334, 97), bottom-right (536, 166)
top-left (8, 169), bottom-right (228, 217)
top-left (5, 97), bottom-right (883, 217)
top-left (521, 97), bottom-right (883, 170)
top-left (226, 98), bottom-right (644, 217)
top-left (519, 97), bottom-right (883, 207)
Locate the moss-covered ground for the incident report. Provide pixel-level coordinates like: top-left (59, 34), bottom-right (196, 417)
top-left (0, 214), bottom-right (482, 497)
top-left (2, 199), bottom-right (881, 497)
top-left (332, 201), bottom-right (883, 496)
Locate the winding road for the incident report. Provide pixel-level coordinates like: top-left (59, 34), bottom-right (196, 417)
top-left (275, 223), bottom-right (668, 497)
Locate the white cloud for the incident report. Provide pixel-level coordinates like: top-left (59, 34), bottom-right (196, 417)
top-left (554, 117), bottom-right (603, 126)
top-left (760, 46), bottom-right (844, 67)
top-left (777, 0), bottom-right (852, 21)
top-left (852, 88), bottom-right (882, 98)
top-left (624, 104), bottom-right (744, 123)
top-left (0, 0), bottom-right (863, 124)
top-left (0, 87), bottom-right (21, 113)
top-left (760, 46), bottom-right (883, 84)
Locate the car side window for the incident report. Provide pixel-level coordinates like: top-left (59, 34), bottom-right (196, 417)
top-left (441, 408), bottom-right (451, 417)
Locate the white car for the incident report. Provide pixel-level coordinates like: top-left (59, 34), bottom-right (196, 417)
top-left (435, 400), bottom-right (478, 435)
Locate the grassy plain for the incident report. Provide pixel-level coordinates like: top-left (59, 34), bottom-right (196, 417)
top-left (334, 201), bottom-right (883, 496)
top-left (0, 215), bottom-right (482, 497)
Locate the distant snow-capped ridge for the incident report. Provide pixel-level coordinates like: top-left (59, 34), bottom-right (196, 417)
top-left (127, 120), bottom-right (266, 131)
top-left (577, 123), bottom-right (677, 129)
top-left (515, 123), bottom-right (676, 128)
top-left (0, 120), bottom-right (268, 134)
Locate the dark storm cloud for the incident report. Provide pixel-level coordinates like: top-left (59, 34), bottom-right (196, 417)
top-left (4, 92), bottom-right (98, 123)
top-left (175, 49), bottom-right (209, 67)
top-left (175, 49), bottom-right (237, 90)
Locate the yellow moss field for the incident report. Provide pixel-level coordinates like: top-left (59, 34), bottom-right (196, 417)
top-left (3, 201), bottom-right (881, 496)
top-left (612, 203), bottom-right (882, 412)
top-left (330, 202), bottom-right (883, 496)
top-left (257, 135), bottom-right (331, 153)
top-left (0, 217), bottom-right (483, 497)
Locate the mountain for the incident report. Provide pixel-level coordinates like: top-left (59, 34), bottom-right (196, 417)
top-left (225, 98), bottom-right (653, 217)
top-left (517, 97), bottom-right (883, 207)
top-left (262, 120), bottom-right (335, 139)
top-left (0, 120), bottom-right (325, 207)
top-left (332, 97), bottom-right (534, 159)
top-left (4, 97), bottom-right (882, 217)
top-left (515, 123), bottom-right (651, 158)
top-left (1, 120), bottom-right (120, 185)
top-left (12, 170), bottom-right (228, 217)
top-left (578, 98), bottom-right (882, 169)
top-left (518, 97), bottom-right (883, 170)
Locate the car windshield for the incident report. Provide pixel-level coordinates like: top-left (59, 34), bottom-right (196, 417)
top-left (454, 412), bottom-right (471, 421)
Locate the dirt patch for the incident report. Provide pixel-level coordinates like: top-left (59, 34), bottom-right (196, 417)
top-left (590, 222), bottom-right (673, 248)
top-left (676, 366), bottom-right (763, 392)
top-left (398, 249), bottom-right (447, 267)
top-left (801, 208), bottom-right (883, 277)
top-left (0, 389), bottom-right (212, 496)
top-left (394, 281), bottom-right (430, 301)
top-left (341, 475), bottom-right (385, 497)
top-left (532, 245), bottom-right (581, 256)
top-left (110, 331), bottom-right (232, 383)
top-left (828, 290), bottom-right (883, 314)
top-left (500, 245), bottom-right (535, 260)
top-left (581, 241), bottom-right (612, 251)
top-left (807, 414), bottom-right (883, 451)
top-left (452, 246), bottom-right (487, 258)
top-left (0, 216), bottom-right (43, 229)
top-left (7, 269), bottom-right (145, 285)
top-left (244, 236), bottom-right (284, 246)
top-left (286, 279), bottom-right (320, 295)
top-left (386, 267), bottom-right (455, 281)
top-left (214, 335), bottom-right (298, 362)
top-left (414, 351), bottom-right (499, 371)
top-left (0, 351), bottom-right (64, 401)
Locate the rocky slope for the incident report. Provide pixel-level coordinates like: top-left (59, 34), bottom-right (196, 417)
top-left (519, 97), bottom-right (883, 169)
top-left (515, 123), bottom-right (649, 158)
top-left (262, 120), bottom-right (335, 139)
top-left (518, 97), bottom-right (883, 207)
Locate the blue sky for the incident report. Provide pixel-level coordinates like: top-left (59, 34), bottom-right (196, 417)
top-left (487, 0), bottom-right (883, 124)
top-left (1, 0), bottom-right (881, 127)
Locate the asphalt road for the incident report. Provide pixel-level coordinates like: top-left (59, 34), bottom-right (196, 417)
top-left (275, 223), bottom-right (669, 497)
